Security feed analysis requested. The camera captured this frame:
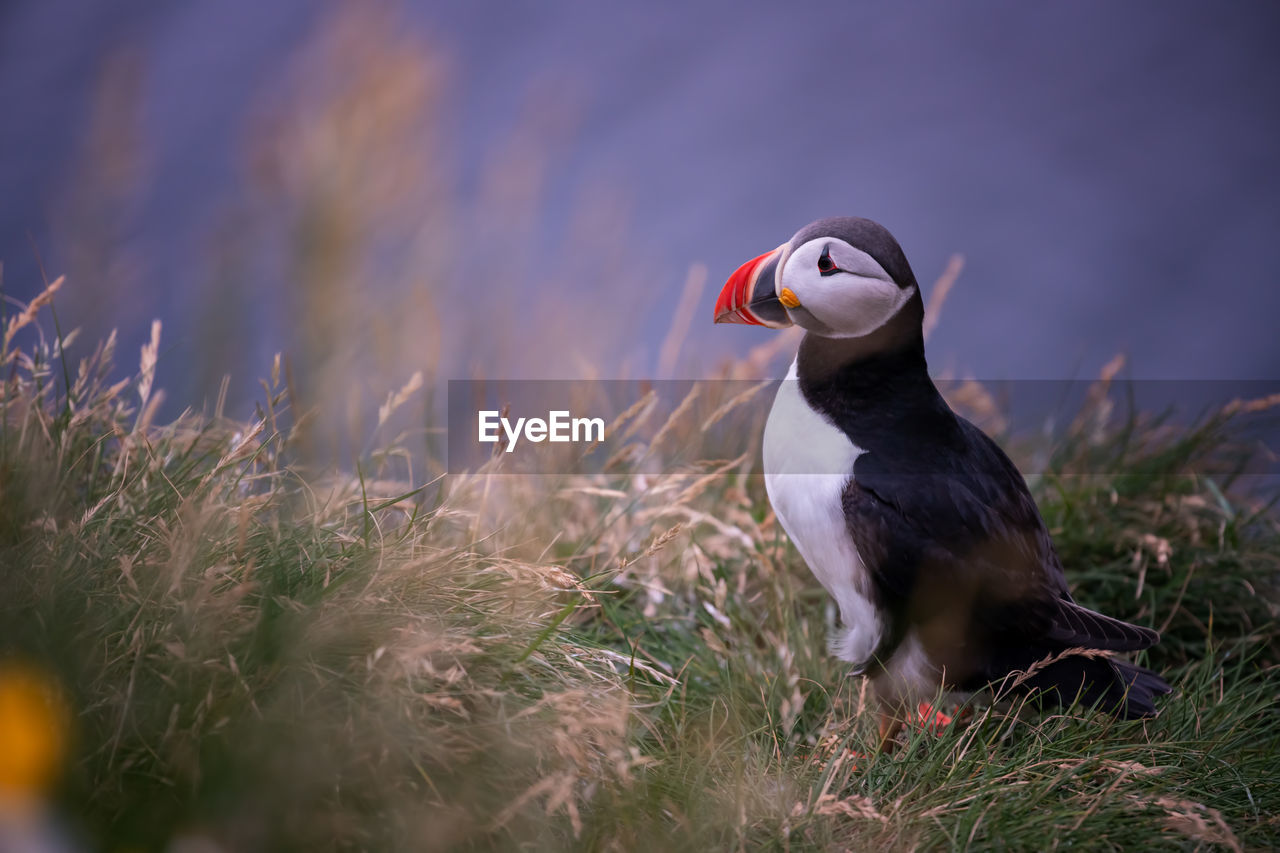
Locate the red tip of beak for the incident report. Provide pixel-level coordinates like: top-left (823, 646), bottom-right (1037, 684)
top-left (714, 249), bottom-right (776, 325)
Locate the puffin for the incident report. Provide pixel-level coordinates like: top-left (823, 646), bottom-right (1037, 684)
top-left (714, 216), bottom-right (1170, 747)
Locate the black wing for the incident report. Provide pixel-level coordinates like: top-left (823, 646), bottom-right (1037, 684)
top-left (844, 417), bottom-right (1157, 683)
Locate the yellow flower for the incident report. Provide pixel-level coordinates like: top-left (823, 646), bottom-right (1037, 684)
top-left (0, 664), bottom-right (68, 798)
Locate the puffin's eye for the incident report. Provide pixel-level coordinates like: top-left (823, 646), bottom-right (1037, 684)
top-left (817, 247), bottom-right (837, 275)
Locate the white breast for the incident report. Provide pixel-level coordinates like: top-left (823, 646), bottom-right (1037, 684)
top-left (763, 358), bottom-right (883, 670)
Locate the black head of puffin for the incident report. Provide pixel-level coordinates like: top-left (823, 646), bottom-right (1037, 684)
top-left (714, 217), bottom-right (923, 341)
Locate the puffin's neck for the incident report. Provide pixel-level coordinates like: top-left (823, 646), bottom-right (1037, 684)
top-left (795, 294), bottom-right (956, 446)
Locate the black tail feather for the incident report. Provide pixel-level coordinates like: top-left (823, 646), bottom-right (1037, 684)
top-left (1016, 655), bottom-right (1171, 719)
top-left (1111, 659), bottom-right (1173, 717)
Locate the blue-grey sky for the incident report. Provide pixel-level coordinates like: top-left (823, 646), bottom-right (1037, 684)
top-left (2, 0), bottom-right (1278, 414)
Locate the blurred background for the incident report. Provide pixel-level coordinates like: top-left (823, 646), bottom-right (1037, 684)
top-left (2, 0), bottom-right (1279, 430)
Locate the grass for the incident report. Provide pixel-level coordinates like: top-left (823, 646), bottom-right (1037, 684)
top-left (1, 280), bottom-right (1278, 852)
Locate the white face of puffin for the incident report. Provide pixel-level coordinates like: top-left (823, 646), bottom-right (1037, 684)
top-left (777, 237), bottom-right (917, 339)
top-left (712, 227), bottom-right (918, 339)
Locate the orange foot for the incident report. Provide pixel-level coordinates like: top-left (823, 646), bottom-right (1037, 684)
top-left (911, 702), bottom-right (955, 734)
top-left (849, 704), bottom-right (958, 769)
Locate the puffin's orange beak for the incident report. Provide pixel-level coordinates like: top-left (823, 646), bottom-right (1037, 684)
top-left (713, 245), bottom-right (792, 327)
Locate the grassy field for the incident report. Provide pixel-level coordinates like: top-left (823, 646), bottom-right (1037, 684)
top-left (1, 282), bottom-right (1277, 851)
